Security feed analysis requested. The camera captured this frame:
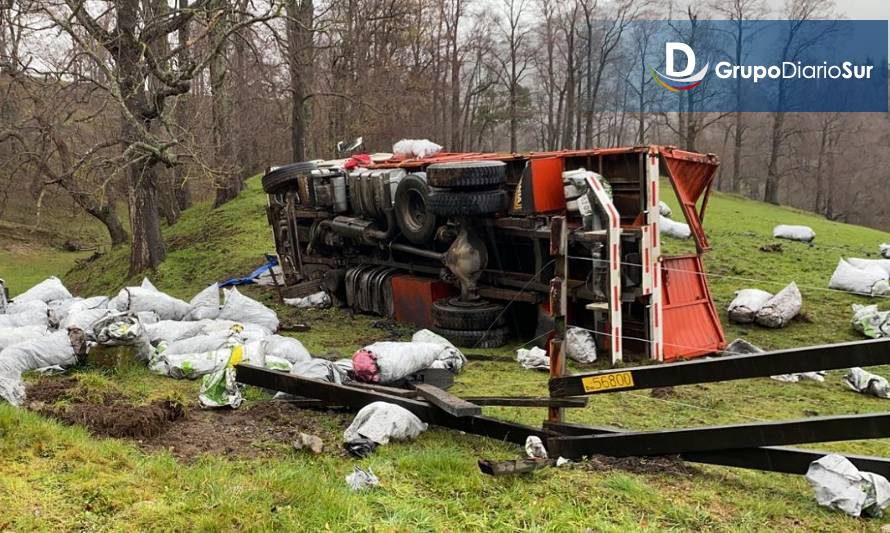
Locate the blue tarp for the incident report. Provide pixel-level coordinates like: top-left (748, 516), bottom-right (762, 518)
top-left (219, 255), bottom-right (278, 287)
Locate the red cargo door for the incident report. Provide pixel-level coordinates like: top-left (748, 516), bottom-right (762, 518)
top-left (661, 147), bottom-right (719, 252)
top-left (660, 255), bottom-right (725, 361)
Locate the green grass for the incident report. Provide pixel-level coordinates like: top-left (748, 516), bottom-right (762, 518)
top-left (2, 176), bottom-right (890, 530)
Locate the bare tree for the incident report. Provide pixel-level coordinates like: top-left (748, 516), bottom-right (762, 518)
top-left (495, 0), bottom-right (531, 152)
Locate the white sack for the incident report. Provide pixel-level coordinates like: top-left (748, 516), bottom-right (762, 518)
top-left (343, 402), bottom-right (428, 445)
top-left (658, 201), bottom-right (672, 218)
top-left (846, 258), bottom-right (890, 277)
top-left (194, 319), bottom-right (272, 341)
top-left (517, 346), bottom-right (549, 370)
top-left (0, 325), bottom-right (48, 350)
top-left (263, 335), bottom-right (312, 364)
top-left (410, 329), bottom-right (466, 373)
top-left (392, 139), bottom-right (443, 159)
top-left (566, 327), bottom-right (597, 363)
top-left (91, 313), bottom-right (152, 361)
top-left (773, 224), bottom-right (815, 242)
top-left (4, 300), bottom-right (48, 316)
top-left (136, 311), bottom-right (160, 325)
top-left (0, 310), bottom-right (49, 329)
top-left (0, 331), bottom-right (77, 405)
top-left (660, 215), bottom-right (691, 239)
top-left (829, 259), bottom-right (890, 297)
top-left (843, 367), bottom-right (890, 399)
top-left (187, 283), bottom-right (220, 320)
top-left (13, 276), bottom-right (71, 304)
top-left (140, 278), bottom-right (159, 292)
top-left (362, 340), bottom-right (464, 383)
top-left (162, 333), bottom-right (233, 356)
top-left (881, 244), bottom-right (890, 259)
top-left (290, 358), bottom-right (347, 384)
top-left (771, 372), bottom-right (825, 383)
top-left (150, 340), bottom-right (265, 379)
top-left (47, 298), bottom-right (83, 325)
top-left (727, 289), bottom-right (774, 324)
top-left (60, 308), bottom-right (111, 331)
top-left (754, 282), bottom-right (802, 328)
top-left (144, 320), bottom-right (207, 344)
top-left (217, 287), bottom-right (279, 332)
top-left (806, 454), bottom-right (890, 517)
top-left (115, 286), bottom-right (190, 320)
top-left (284, 291), bottom-right (331, 309)
top-left (851, 304), bottom-right (890, 339)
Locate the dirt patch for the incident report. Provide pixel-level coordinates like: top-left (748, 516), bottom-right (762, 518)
top-left (27, 378), bottom-right (184, 439)
top-left (582, 453), bottom-right (698, 478)
top-left (650, 386), bottom-right (675, 399)
top-left (139, 401), bottom-right (352, 460)
top-left (26, 376), bottom-right (352, 460)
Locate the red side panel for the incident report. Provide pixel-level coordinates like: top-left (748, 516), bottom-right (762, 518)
top-left (660, 255), bottom-right (725, 361)
top-left (391, 275), bottom-right (456, 328)
top-left (529, 157), bottom-right (566, 214)
top-left (661, 148), bottom-right (719, 252)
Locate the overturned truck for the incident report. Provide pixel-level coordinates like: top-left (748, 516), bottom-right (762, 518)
top-left (263, 146), bottom-right (725, 362)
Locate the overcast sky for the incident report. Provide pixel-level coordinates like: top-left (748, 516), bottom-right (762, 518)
top-left (840, 0), bottom-right (890, 20)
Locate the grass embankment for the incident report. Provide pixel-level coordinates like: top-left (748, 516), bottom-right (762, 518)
top-left (1, 177), bottom-right (889, 530)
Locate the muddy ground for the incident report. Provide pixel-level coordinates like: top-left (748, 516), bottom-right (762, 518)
top-left (25, 376), bottom-right (694, 477)
top-left (26, 377), bottom-right (353, 460)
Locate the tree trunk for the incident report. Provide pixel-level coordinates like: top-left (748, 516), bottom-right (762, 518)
top-left (764, 111), bottom-right (785, 205)
top-left (89, 204), bottom-right (129, 247)
top-left (731, 111), bottom-right (743, 193)
top-left (128, 160), bottom-right (166, 274)
top-left (561, 34), bottom-right (575, 149)
top-left (287, 0), bottom-right (313, 161)
top-left (210, 0), bottom-right (241, 208)
top-left (172, 0), bottom-right (193, 212)
top-left (118, 0), bottom-right (165, 274)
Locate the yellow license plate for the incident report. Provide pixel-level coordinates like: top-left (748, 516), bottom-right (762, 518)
top-left (581, 371), bottom-right (634, 393)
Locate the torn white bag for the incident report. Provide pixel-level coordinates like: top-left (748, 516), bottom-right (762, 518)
top-left (843, 367), bottom-right (890, 399)
top-left (343, 402), bottom-right (428, 445)
top-left (566, 327), bottom-right (597, 363)
top-left (851, 304), bottom-right (890, 339)
top-left (806, 454), bottom-right (890, 517)
top-left (517, 346), bottom-right (549, 371)
top-left (754, 282), bottom-right (802, 328)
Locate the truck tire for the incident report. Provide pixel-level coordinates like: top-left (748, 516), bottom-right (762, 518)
top-left (262, 161), bottom-right (318, 193)
top-left (394, 175), bottom-right (439, 244)
top-left (427, 188), bottom-right (508, 216)
top-left (426, 161), bottom-right (506, 189)
top-left (432, 298), bottom-right (505, 330)
top-left (432, 326), bottom-right (510, 348)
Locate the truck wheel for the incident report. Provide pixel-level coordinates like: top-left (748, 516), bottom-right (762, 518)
top-left (427, 188), bottom-right (508, 216)
top-left (262, 161), bottom-right (318, 193)
top-left (432, 298), bottom-right (505, 330)
top-left (394, 175), bottom-right (439, 244)
top-left (426, 161), bottom-right (506, 189)
top-left (432, 326), bottom-right (510, 348)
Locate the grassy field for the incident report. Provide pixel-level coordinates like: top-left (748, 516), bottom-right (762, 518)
top-left (2, 177), bottom-right (890, 531)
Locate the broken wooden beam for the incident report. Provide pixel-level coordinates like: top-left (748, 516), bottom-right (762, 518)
top-left (463, 396), bottom-right (588, 408)
top-left (414, 384), bottom-right (482, 417)
top-left (478, 458), bottom-right (554, 476)
top-left (235, 364), bottom-right (554, 444)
